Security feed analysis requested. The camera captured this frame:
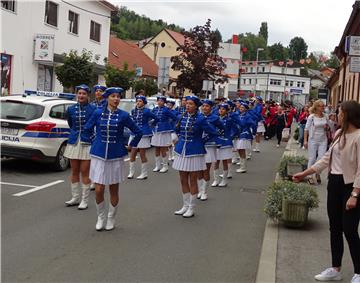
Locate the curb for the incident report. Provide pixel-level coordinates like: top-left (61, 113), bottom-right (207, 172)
top-left (255, 136), bottom-right (297, 283)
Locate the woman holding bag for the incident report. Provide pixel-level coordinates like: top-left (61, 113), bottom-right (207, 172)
top-left (293, 101), bottom-right (360, 283)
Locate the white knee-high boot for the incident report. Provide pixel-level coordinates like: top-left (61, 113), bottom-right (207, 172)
top-left (211, 169), bottom-right (220, 187)
top-left (236, 158), bottom-right (247, 173)
top-left (174, 193), bottom-right (190, 215)
top-left (105, 203), bottom-right (118, 231)
top-left (159, 155), bottom-right (169, 173)
top-left (197, 179), bottom-right (204, 199)
top-left (153, 156), bottom-right (161, 172)
top-left (95, 201), bottom-right (106, 231)
top-left (219, 171), bottom-right (228, 187)
top-left (127, 161), bottom-right (136, 179)
top-left (136, 162), bottom-right (148, 180)
top-left (183, 194), bottom-right (196, 218)
top-left (200, 181), bottom-right (209, 201)
top-left (78, 183), bottom-right (90, 210)
top-left (65, 182), bottom-right (80, 206)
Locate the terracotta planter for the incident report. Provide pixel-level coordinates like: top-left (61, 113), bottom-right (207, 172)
top-left (282, 198), bottom-right (309, 228)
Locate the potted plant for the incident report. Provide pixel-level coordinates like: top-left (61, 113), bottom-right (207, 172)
top-left (264, 181), bottom-right (319, 228)
top-left (278, 155), bottom-right (308, 179)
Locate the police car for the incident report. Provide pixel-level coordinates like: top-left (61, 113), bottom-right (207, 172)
top-left (1, 90), bottom-right (77, 171)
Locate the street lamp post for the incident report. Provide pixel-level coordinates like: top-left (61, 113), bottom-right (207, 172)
top-left (255, 48), bottom-right (264, 95)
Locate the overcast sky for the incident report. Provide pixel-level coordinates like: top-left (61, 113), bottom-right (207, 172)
top-left (111, 0), bottom-right (356, 54)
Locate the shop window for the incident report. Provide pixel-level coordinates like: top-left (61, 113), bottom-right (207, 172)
top-left (90, 20), bottom-right (101, 42)
top-left (68, 10), bottom-right (79, 35)
top-left (44, 1), bottom-right (58, 27)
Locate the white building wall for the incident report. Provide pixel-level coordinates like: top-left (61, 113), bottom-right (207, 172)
top-left (1, 0), bottom-right (112, 94)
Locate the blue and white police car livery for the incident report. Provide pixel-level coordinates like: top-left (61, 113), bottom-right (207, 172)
top-left (0, 90), bottom-right (77, 170)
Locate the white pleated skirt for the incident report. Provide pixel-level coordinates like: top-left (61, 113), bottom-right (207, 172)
top-left (171, 132), bottom-right (178, 143)
top-left (151, 132), bottom-right (172, 147)
top-left (90, 156), bottom-right (126, 185)
top-left (257, 121), bottom-right (266, 133)
top-left (64, 142), bottom-right (91, 160)
top-left (234, 139), bottom-right (252, 150)
top-left (172, 154), bottom-right (206, 172)
top-left (217, 147), bottom-right (233, 160)
top-left (129, 136), bottom-right (151, 149)
top-left (205, 146), bottom-right (217, 163)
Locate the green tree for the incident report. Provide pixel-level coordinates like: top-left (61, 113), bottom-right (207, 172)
top-left (238, 32), bottom-right (267, 60)
top-left (133, 78), bottom-right (158, 96)
top-left (325, 53), bottom-right (340, 69)
top-left (268, 42), bottom-right (290, 60)
top-left (306, 52), bottom-right (321, 70)
top-left (171, 19), bottom-right (226, 94)
top-left (288, 36), bottom-right (308, 61)
top-left (55, 49), bottom-right (97, 92)
top-left (258, 22), bottom-right (268, 44)
top-left (213, 28), bottom-right (223, 43)
top-left (104, 63), bottom-right (136, 91)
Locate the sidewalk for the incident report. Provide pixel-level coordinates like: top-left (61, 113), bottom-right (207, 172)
top-left (257, 137), bottom-right (354, 283)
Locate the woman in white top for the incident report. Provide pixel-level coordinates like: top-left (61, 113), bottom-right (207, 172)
top-left (293, 101), bottom-right (360, 283)
top-left (304, 99), bottom-right (330, 184)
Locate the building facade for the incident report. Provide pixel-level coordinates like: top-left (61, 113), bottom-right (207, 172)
top-left (327, 1), bottom-right (360, 106)
top-left (1, 0), bottom-right (116, 95)
top-left (239, 60), bottom-right (310, 105)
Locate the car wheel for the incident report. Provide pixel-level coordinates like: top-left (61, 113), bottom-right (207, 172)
top-left (52, 143), bottom-right (69, 171)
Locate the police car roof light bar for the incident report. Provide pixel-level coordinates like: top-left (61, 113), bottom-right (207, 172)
top-left (24, 90), bottom-right (76, 100)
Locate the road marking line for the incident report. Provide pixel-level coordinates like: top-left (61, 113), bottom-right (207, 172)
top-left (1, 182), bottom-right (36, 188)
top-left (13, 180), bottom-right (64, 197)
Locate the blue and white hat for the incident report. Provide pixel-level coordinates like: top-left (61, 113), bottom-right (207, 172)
top-left (75, 84), bottom-right (90, 93)
top-left (219, 103), bottom-right (230, 111)
top-left (167, 99), bottom-right (176, 106)
top-left (240, 101), bottom-right (249, 109)
top-left (201, 99), bottom-right (214, 107)
top-left (185, 95), bottom-right (202, 107)
top-left (256, 96), bottom-right (263, 101)
top-left (136, 95), bottom-right (147, 105)
top-left (157, 95), bottom-right (167, 103)
top-left (93, 85), bottom-right (106, 93)
top-left (102, 87), bottom-right (124, 98)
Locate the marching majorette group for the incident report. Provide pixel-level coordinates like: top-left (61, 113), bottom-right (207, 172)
top-left (63, 84), bottom-right (266, 229)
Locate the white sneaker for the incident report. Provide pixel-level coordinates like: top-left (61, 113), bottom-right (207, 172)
top-left (314, 268), bottom-right (342, 281)
top-left (352, 274), bottom-right (360, 283)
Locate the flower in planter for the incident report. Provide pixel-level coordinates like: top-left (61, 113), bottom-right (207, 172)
top-left (264, 180), bottom-right (319, 221)
top-left (278, 155), bottom-right (308, 179)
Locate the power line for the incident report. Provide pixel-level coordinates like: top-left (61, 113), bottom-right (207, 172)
top-left (60, 0), bottom-right (112, 18)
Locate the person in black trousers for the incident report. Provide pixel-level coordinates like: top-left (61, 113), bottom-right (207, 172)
top-left (275, 106), bottom-right (287, 147)
top-left (293, 100), bottom-right (360, 283)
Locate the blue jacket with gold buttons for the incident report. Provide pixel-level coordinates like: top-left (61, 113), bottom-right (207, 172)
top-left (130, 107), bottom-right (159, 137)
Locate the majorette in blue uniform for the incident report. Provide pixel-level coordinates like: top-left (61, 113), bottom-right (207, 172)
top-left (84, 87), bottom-right (142, 231)
top-left (175, 98), bottom-right (187, 116)
top-left (197, 99), bottom-right (225, 201)
top-left (211, 103), bottom-right (238, 188)
top-left (172, 95), bottom-right (217, 218)
top-left (91, 85), bottom-right (107, 109)
top-left (166, 99), bottom-right (178, 161)
top-left (127, 95), bottom-right (159, 180)
top-left (252, 96), bottom-right (265, 152)
top-left (234, 101), bottom-right (256, 173)
top-left (64, 84), bottom-right (96, 210)
top-left (151, 96), bottom-right (178, 173)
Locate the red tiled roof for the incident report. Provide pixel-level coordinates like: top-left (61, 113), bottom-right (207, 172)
top-left (108, 37), bottom-right (158, 78)
top-left (165, 29), bottom-right (185, 46)
top-left (98, 0), bottom-right (118, 11)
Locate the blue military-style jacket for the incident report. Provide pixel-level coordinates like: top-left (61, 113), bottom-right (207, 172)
top-left (237, 111), bottom-right (256, 140)
top-left (175, 105), bottom-right (186, 116)
top-left (202, 112), bottom-right (225, 147)
top-left (66, 103), bottom-right (96, 144)
top-left (217, 114), bottom-right (237, 148)
top-left (174, 111), bottom-right (217, 157)
top-left (152, 106), bottom-right (178, 133)
top-left (91, 99), bottom-right (107, 110)
top-left (131, 107), bottom-right (159, 137)
top-left (84, 108), bottom-right (142, 160)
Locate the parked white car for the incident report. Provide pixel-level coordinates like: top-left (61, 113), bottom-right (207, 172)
top-left (0, 90), bottom-right (76, 171)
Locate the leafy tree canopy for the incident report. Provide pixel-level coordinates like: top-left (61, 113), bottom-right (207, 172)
top-left (104, 62), bottom-right (136, 91)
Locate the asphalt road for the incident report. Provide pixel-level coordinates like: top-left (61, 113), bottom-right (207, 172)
top-left (2, 140), bottom-right (284, 283)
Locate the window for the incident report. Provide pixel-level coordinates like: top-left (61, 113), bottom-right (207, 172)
top-left (37, 64), bottom-right (53, 91)
top-left (262, 67), bottom-right (265, 72)
top-left (301, 82), bottom-right (305, 88)
top-left (270, 79), bottom-right (281, 86)
top-left (250, 67), bottom-right (253, 73)
top-left (249, 79), bottom-right (252, 84)
top-left (1, 101), bottom-right (44, 121)
top-left (297, 81), bottom-right (301, 87)
top-left (293, 69), bottom-right (297, 75)
top-left (290, 81), bottom-right (294, 87)
top-left (285, 80), bottom-right (289, 87)
top-left (90, 20), bottom-right (101, 42)
top-left (242, 79), bottom-right (246, 85)
top-left (50, 105), bottom-right (66, 120)
top-left (1, 0), bottom-right (16, 12)
top-left (281, 68), bottom-right (285, 74)
top-left (44, 1), bottom-right (58, 27)
top-left (68, 11), bottom-right (79, 34)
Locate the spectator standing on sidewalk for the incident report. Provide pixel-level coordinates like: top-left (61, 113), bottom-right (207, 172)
top-left (304, 100), bottom-right (330, 185)
top-left (298, 105), bottom-right (310, 149)
top-left (274, 106), bottom-right (287, 147)
top-left (293, 100), bottom-right (360, 283)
